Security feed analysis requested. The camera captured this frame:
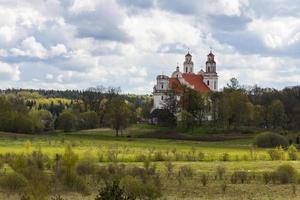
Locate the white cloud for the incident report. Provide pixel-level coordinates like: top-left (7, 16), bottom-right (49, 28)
top-left (248, 17), bottom-right (300, 49)
top-left (0, 62), bottom-right (20, 81)
top-left (69, 0), bottom-right (97, 14)
top-left (50, 43), bottom-right (67, 56)
top-left (16, 36), bottom-right (48, 58)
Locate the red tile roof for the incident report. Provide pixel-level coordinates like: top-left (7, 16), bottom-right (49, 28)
top-left (182, 73), bottom-right (211, 93)
top-left (169, 78), bottom-right (183, 94)
top-left (169, 74), bottom-right (211, 93)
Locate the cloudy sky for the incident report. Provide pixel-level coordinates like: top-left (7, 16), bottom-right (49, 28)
top-left (0, 0), bottom-right (300, 94)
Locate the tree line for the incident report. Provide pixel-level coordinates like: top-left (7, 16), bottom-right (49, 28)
top-left (160, 78), bottom-right (300, 131)
top-left (0, 87), bottom-right (152, 135)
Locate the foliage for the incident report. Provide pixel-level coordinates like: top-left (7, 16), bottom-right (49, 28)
top-left (273, 164), bottom-right (298, 184)
top-left (255, 132), bottom-right (288, 148)
top-left (287, 145), bottom-right (298, 160)
top-left (58, 110), bottom-right (76, 132)
top-left (95, 180), bottom-right (134, 200)
top-left (267, 146), bottom-right (285, 160)
top-left (0, 172), bottom-right (27, 192)
top-left (105, 96), bottom-right (131, 136)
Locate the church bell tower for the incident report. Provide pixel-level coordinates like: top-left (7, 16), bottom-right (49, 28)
top-left (183, 52), bottom-right (194, 73)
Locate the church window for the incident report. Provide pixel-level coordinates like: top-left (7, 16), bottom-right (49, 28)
top-left (185, 67), bottom-right (188, 73)
top-left (161, 96), bottom-right (164, 100)
top-left (214, 81), bottom-right (216, 89)
top-left (207, 80), bottom-right (210, 86)
top-left (161, 84), bottom-right (163, 89)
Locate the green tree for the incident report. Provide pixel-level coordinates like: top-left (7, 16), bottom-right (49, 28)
top-left (267, 100), bottom-right (287, 128)
top-left (106, 97), bottom-right (130, 136)
top-left (58, 110), bottom-right (76, 132)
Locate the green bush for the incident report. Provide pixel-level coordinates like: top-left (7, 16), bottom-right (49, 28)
top-left (220, 153), bottom-right (230, 161)
top-left (274, 164), bottom-right (298, 184)
top-left (200, 173), bottom-right (209, 186)
top-left (121, 176), bottom-right (161, 200)
top-left (0, 172), bottom-right (27, 192)
top-left (230, 170), bottom-right (249, 184)
top-left (288, 145), bottom-right (298, 160)
top-left (268, 146), bottom-right (285, 160)
top-left (178, 165), bottom-right (194, 178)
top-left (216, 165), bottom-right (226, 180)
top-left (76, 157), bottom-right (97, 176)
top-left (95, 180), bottom-right (134, 200)
top-left (262, 171), bottom-right (273, 184)
top-left (255, 132), bottom-right (288, 148)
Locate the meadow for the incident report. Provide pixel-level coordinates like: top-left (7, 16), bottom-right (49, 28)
top-left (0, 125), bottom-right (300, 200)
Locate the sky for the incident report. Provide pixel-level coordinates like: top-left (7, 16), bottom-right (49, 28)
top-left (0, 0), bottom-right (300, 94)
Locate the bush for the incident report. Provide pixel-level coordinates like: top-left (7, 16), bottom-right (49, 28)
top-left (274, 164), bottom-right (298, 184)
top-left (216, 165), bottom-right (226, 180)
top-left (76, 157), bottom-right (97, 176)
top-left (164, 161), bottom-right (174, 178)
top-left (0, 172), bottom-right (27, 192)
top-left (288, 145), bottom-right (298, 160)
top-left (95, 180), bottom-right (134, 200)
top-left (262, 171), bottom-right (273, 184)
top-left (230, 170), bottom-right (248, 184)
top-left (200, 173), bottom-right (209, 186)
top-left (268, 146), bottom-right (285, 160)
top-left (178, 165), bottom-right (194, 178)
top-left (220, 153), bottom-right (230, 161)
top-left (121, 176), bottom-right (161, 200)
top-left (255, 132), bottom-right (288, 148)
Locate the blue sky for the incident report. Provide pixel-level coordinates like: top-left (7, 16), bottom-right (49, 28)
top-left (0, 0), bottom-right (300, 94)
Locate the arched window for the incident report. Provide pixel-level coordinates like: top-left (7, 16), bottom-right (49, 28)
top-left (214, 81), bottom-right (217, 89)
top-left (185, 67), bottom-right (188, 73)
top-left (161, 84), bottom-right (163, 89)
top-left (207, 80), bottom-right (210, 86)
top-left (161, 96), bottom-right (164, 100)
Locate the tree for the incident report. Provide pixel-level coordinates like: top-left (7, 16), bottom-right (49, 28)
top-left (106, 97), bottom-right (130, 136)
top-left (226, 77), bottom-right (240, 90)
top-left (267, 100), bottom-right (287, 128)
top-left (58, 110), bottom-right (76, 132)
top-left (77, 111), bottom-right (99, 130)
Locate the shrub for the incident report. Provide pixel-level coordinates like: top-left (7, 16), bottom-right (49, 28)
top-left (216, 165), bottom-right (226, 180)
top-left (288, 145), bottom-right (298, 160)
top-left (230, 170), bottom-right (248, 184)
top-left (121, 176), bottom-right (161, 200)
top-left (0, 172), bottom-right (27, 192)
top-left (274, 164), bottom-right (298, 184)
top-left (164, 161), bottom-right (174, 178)
top-left (262, 171), bottom-right (273, 184)
top-left (178, 165), bottom-right (194, 178)
top-left (51, 195), bottom-right (65, 200)
top-left (95, 180), bottom-right (133, 200)
top-left (255, 132), bottom-right (288, 148)
top-left (153, 151), bottom-right (165, 161)
top-left (220, 153), bottom-right (230, 161)
top-left (200, 173), bottom-right (209, 186)
top-left (268, 146), bottom-right (285, 160)
top-left (76, 157), bottom-right (97, 176)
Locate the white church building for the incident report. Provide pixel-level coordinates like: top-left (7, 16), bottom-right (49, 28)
top-left (152, 51), bottom-right (218, 111)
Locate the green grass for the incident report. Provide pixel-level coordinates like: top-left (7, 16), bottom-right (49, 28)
top-left (1, 125), bottom-right (300, 199)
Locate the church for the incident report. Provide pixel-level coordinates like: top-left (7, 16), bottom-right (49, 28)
top-left (152, 51), bottom-right (218, 113)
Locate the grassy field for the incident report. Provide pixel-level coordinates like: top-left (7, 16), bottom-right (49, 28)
top-left (0, 125), bottom-right (300, 199)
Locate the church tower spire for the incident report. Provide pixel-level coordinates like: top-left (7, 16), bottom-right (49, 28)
top-left (183, 51), bottom-right (194, 73)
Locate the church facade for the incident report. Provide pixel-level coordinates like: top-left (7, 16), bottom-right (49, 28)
top-left (152, 51), bottom-right (218, 112)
